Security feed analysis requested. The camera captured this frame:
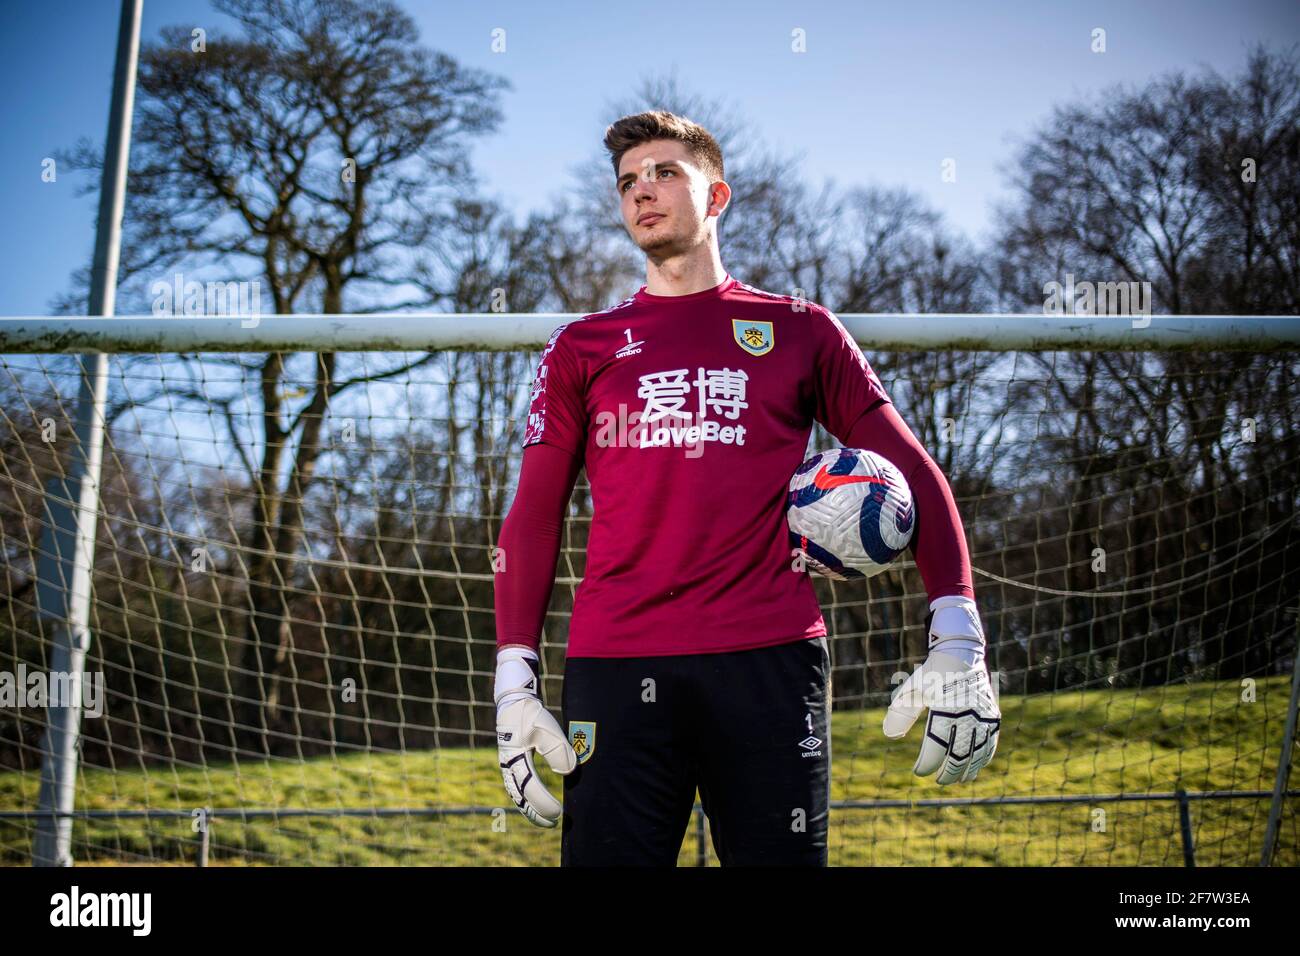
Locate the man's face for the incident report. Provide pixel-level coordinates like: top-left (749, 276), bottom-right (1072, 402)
top-left (615, 139), bottom-right (725, 259)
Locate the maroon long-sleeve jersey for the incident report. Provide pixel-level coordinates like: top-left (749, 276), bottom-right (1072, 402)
top-left (502, 272), bottom-right (971, 657)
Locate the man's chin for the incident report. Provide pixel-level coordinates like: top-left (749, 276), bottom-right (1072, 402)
top-left (636, 237), bottom-right (679, 256)
top-left (635, 228), bottom-right (689, 255)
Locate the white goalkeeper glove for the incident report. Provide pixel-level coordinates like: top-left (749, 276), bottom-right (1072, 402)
top-left (495, 646), bottom-right (577, 827)
top-left (883, 595), bottom-right (1001, 785)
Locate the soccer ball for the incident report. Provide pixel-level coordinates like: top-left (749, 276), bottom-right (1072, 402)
top-left (787, 447), bottom-right (916, 580)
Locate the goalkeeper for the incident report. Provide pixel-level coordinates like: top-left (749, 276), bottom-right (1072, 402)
top-left (493, 111), bottom-right (1000, 866)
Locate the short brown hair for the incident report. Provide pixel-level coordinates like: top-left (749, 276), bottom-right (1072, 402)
top-left (604, 111), bottom-right (725, 185)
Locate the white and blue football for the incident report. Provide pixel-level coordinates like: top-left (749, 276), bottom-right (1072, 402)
top-left (787, 447), bottom-right (916, 580)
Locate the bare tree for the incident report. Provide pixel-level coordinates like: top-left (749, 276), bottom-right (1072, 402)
top-left (991, 63), bottom-right (1226, 313)
top-left (988, 46), bottom-right (1300, 690)
top-left (1188, 44), bottom-right (1300, 313)
top-left (54, 0), bottom-right (509, 752)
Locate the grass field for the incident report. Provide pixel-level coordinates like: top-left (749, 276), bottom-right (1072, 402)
top-left (2, 676), bottom-right (1296, 866)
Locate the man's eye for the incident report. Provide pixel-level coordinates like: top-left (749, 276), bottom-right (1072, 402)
top-left (620, 169), bottom-right (674, 193)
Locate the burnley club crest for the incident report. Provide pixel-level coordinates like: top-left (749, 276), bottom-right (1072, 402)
top-left (733, 319), bottom-right (774, 356)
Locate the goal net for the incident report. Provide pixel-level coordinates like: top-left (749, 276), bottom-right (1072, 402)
top-left (0, 314), bottom-right (1297, 866)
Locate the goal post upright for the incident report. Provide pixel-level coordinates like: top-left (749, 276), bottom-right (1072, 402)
top-left (30, 0), bottom-right (141, 867)
top-left (1261, 611), bottom-right (1300, 866)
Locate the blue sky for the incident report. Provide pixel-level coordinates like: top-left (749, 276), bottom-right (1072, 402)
top-left (1, 0), bottom-right (1297, 315)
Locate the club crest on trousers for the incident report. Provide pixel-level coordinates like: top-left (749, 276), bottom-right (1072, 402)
top-left (568, 720), bottom-right (596, 764)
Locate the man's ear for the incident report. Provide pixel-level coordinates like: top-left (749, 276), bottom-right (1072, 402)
top-left (707, 181), bottom-right (730, 217)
